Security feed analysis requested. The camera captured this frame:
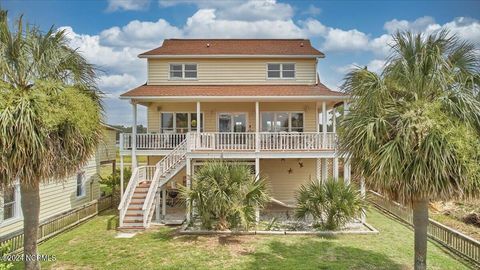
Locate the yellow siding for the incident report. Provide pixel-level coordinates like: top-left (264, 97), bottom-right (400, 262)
top-left (148, 58), bottom-right (317, 85)
top-left (0, 158), bottom-right (100, 236)
top-left (0, 126), bottom-right (116, 236)
top-left (147, 102), bottom-right (317, 132)
top-left (261, 158), bottom-right (316, 203)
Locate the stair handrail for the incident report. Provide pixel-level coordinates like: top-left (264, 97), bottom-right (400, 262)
top-left (142, 139), bottom-right (188, 227)
top-left (118, 166), bottom-right (141, 227)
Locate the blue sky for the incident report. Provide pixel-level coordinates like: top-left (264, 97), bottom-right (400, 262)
top-left (2, 0), bottom-right (480, 125)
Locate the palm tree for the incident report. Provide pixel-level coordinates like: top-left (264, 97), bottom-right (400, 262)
top-left (180, 161), bottom-right (270, 230)
top-left (339, 30), bottom-right (480, 270)
top-left (295, 179), bottom-right (366, 230)
top-left (0, 10), bottom-right (102, 270)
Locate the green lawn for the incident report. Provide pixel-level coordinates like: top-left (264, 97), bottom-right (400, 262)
top-left (21, 209), bottom-right (467, 270)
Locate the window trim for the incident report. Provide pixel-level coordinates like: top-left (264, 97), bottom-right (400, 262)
top-left (0, 183), bottom-right (22, 226)
top-left (216, 112), bottom-right (249, 132)
top-left (260, 111), bottom-right (305, 132)
top-left (168, 63), bottom-right (198, 80)
top-left (76, 171), bottom-right (87, 199)
top-left (160, 112), bottom-right (204, 133)
top-left (266, 63), bottom-right (296, 80)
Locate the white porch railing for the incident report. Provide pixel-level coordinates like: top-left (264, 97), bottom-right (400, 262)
top-left (142, 140), bottom-right (188, 227)
top-left (189, 132), bottom-right (336, 151)
top-left (118, 165), bottom-right (155, 227)
top-left (121, 133), bottom-right (186, 150)
top-left (190, 132), bottom-right (256, 151)
top-left (121, 132), bottom-right (337, 152)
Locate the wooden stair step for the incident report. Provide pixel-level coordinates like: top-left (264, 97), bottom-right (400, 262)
top-left (124, 219), bottom-right (143, 223)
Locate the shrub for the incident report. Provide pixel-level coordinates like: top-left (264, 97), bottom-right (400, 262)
top-left (295, 179), bottom-right (366, 230)
top-left (99, 167), bottom-right (132, 196)
top-left (180, 161), bottom-right (270, 230)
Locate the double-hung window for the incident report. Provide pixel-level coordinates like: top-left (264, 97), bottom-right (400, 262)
top-left (76, 171), bottom-right (86, 198)
top-left (261, 112), bottom-right (304, 132)
top-left (267, 63), bottom-right (295, 79)
top-left (2, 186), bottom-right (17, 222)
top-left (169, 64), bottom-right (197, 80)
top-left (161, 112), bottom-right (204, 133)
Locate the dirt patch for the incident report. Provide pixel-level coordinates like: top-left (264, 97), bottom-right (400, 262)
top-left (49, 262), bottom-right (93, 270)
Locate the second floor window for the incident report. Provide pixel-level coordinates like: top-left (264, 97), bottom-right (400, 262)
top-left (267, 63), bottom-right (295, 79)
top-left (169, 64), bottom-right (197, 79)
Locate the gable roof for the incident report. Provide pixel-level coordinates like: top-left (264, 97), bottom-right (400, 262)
top-left (139, 39), bottom-right (324, 58)
top-left (120, 83), bottom-right (345, 99)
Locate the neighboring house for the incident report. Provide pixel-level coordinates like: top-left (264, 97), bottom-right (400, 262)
top-left (0, 124), bottom-right (118, 237)
top-left (118, 39), bottom-right (352, 230)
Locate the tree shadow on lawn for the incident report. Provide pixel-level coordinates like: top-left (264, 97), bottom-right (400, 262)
top-left (247, 239), bottom-right (405, 270)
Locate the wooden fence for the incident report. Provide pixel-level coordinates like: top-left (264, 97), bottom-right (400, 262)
top-left (0, 195), bottom-right (116, 255)
top-left (369, 190), bottom-right (480, 268)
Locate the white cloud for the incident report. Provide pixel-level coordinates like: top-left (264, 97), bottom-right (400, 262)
top-left (106, 0), bottom-right (150, 12)
top-left (336, 59), bottom-right (385, 75)
top-left (302, 4), bottom-right (321, 16)
top-left (384, 16), bottom-right (436, 34)
top-left (100, 19), bottom-right (182, 49)
top-left (442, 17), bottom-right (480, 44)
top-left (183, 9), bottom-right (305, 38)
top-left (98, 74), bottom-right (140, 97)
top-left (367, 59), bottom-right (386, 73)
top-left (159, 0), bottom-right (293, 21)
top-left (322, 28), bottom-right (370, 52)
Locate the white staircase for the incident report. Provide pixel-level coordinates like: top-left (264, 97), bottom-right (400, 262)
top-left (118, 140), bottom-right (187, 231)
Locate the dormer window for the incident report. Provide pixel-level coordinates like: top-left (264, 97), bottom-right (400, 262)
top-left (267, 63), bottom-right (295, 79)
top-left (169, 64), bottom-right (197, 80)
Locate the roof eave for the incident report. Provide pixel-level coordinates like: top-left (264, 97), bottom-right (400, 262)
top-left (119, 95), bottom-right (348, 101)
top-left (138, 54), bottom-right (325, 59)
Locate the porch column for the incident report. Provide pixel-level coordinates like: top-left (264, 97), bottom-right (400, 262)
top-left (255, 157), bottom-right (260, 222)
top-left (196, 101), bottom-right (201, 147)
top-left (316, 102), bottom-right (321, 182)
top-left (332, 107), bottom-right (339, 181)
top-left (360, 175), bottom-right (366, 223)
top-left (156, 192), bottom-right (161, 222)
top-left (321, 159), bottom-right (328, 182)
top-left (322, 101), bottom-right (327, 147)
top-left (255, 101), bottom-right (260, 152)
top-left (131, 101), bottom-right (138, 169)
top-left (186, 157), bottom-right (192, 223)
top-left (162, 189), bottom-right (167, 217)
top-left (344, 158), bottom-right (351, 185)
top-left (321, 101), bottom-right (328, 183)
top-left (343, 100), bottom-right (351, 185)
top-left (120, 155), bottom-right (124, 199)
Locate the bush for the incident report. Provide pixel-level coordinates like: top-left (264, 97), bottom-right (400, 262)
top-left (180, 161), bottom-right (270, 230)
top-left (99, 167), bottom-right (132, 196)
top-left (295, 179), bottom-right (366, 230)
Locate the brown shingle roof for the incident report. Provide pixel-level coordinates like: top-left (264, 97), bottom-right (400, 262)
top-left (139, 39), bottom-right (324, 57)
top-left (120, 84), bottom-right (345, 98)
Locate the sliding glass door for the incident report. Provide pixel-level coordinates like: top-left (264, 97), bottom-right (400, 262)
top-left (218, 113), bottom-right (247, 132)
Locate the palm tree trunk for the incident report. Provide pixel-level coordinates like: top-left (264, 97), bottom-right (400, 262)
top-left (21, 181), bottom-right (41, 270)
top-left (412, 197), bottom-right (429, 270)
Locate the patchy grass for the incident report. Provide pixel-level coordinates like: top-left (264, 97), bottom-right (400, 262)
top-left (15, 209), bottom-right (467, 270)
